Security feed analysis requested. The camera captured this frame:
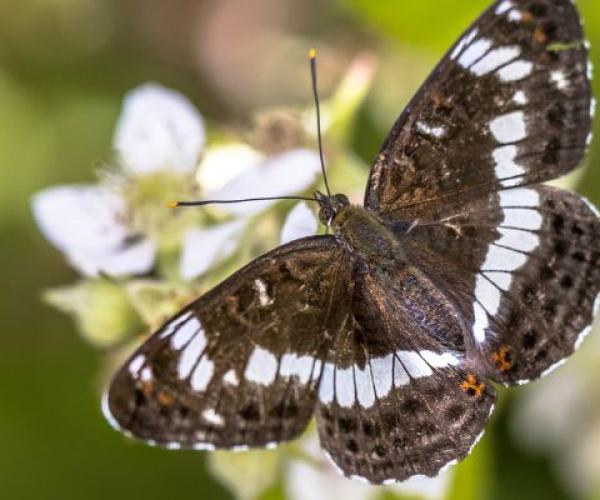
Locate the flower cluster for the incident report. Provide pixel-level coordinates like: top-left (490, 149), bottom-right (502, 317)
top-left (32, 83), bottom-right (321, 346)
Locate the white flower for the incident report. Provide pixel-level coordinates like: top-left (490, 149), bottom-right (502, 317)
top-left (32, 185), bottom-right (156, 277)
top-left (32, 84), bottom-right (205, 277)
top-left (114, 83), bottom-right (205, 174)
top-left (34, 82), bottom-right (322, 281)
top-left (180, 145), bottom-right (322, 280)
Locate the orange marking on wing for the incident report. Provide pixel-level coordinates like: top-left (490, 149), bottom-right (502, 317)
top-left (460, 373), bottom-right (486, 396)
top-left (493, 346), bottom-right (513, 372)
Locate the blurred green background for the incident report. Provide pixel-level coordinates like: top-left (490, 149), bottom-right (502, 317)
top-left (2, 0), bottom-right (600, 499)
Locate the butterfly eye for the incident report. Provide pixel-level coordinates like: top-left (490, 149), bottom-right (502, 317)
top-left (318, 205), bottom-right (335, 226)
top-left (332, 194), bottom-right (350, 209)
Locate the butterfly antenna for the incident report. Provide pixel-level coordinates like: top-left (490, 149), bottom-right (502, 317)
top-left (169, 195), bottom-right (318, 208)
top-left (309, 48), bottom-right (332, 197)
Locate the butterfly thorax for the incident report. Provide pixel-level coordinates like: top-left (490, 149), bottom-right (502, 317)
top-left (315, 191), bottom-right (407, 266)
top-left (332, 204), bottom-right (407, 267)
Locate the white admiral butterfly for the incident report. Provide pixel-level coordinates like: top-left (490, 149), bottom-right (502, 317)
top-left (103, 0), bottom-right (599, 484)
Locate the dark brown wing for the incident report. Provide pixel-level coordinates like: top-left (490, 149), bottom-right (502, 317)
top-left (365, 0), bottom-right (592, 219)
top-left (103, 236), bottom-right (354, 449)
top-left (398, 186), bottom-right (600, 385)
top-left (315, 260), bottom-right (495, 484)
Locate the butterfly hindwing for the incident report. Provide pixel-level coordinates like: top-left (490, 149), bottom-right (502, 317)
top-left (473, 187), bottom-right (600, 384)
top-left (365, 0), bottom-right (592, 219)
top-left (315, 262), bottom-right (496, 483)
top-left (399, 186), bottom-right (600, 385)
top-left (104, 236), bottom-right (354, 449)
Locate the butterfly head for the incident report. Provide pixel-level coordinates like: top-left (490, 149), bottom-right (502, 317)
top-left (315, 191), bottom-right (350, 227)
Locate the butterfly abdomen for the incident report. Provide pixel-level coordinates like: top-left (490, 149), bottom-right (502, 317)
top-left (334, 205), bottom-right (407, 265)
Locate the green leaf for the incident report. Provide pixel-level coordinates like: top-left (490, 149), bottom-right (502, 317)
top-left (338, 0), bottom-right (490, 50)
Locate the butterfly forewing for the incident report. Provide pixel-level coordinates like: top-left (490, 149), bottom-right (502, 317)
top-left (315, 262), bottom-right (495, 483)
top-left (104, 236), bottom-right (354, 449)
top-left (365, 0), bottom-right (592, 219)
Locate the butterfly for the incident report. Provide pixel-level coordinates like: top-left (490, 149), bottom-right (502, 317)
top-left (103, 0), bottom-right (600, 484)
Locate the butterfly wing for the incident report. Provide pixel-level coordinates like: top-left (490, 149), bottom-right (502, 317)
top-left (365, 0), bottom-right (592, 219)
top-left (315, 261), bottom-right (496, 483)
top-left (398, 186), bottom-right (600, 385)
top-left (104, 236), bottom-right (354, 449)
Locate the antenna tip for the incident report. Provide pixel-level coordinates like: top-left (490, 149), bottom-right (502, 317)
top-left (309, 48), bottom-right (317, 59)
top-left (167, 201), bottom-right (179, 209)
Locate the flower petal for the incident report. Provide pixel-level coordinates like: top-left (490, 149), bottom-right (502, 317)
top-left (68, 239), bottom-right (156, 277)
top-left (31, 185), bottom-right (156, 277)
top-left (280, 202), bottom-right (318, 244)
top-left (196, 143), bottom-right (265, 193)
top-left (180, 220), bottom-right (246, 280)
top-left (114, 83), bottom-right (205, 174)
top-left (207, 148), bottom-right (321, 216)
top-left (31, 185), bottom-right (128, 254)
